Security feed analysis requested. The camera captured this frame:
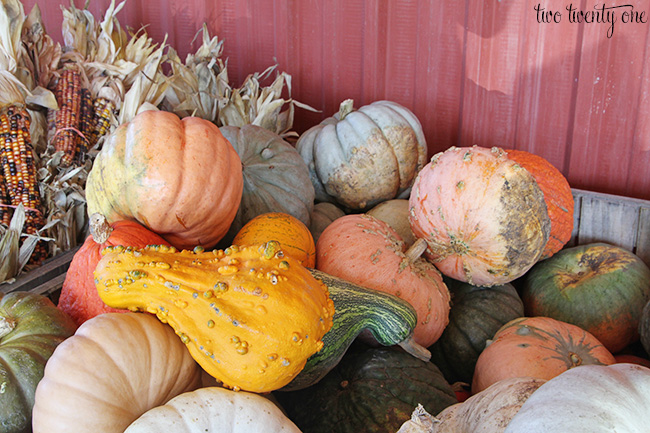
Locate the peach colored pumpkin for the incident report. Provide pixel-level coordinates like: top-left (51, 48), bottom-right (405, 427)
top-left (409, 146), bottom-right (550, 286)
top-left (316, 213), bottom-right (451, 347)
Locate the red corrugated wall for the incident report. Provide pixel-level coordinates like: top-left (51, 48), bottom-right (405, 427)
top-left (24, 0), bottom-right (650, 199)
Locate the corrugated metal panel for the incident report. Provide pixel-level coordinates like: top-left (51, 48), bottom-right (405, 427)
top-left (22, 0), bottom-right (650, 200)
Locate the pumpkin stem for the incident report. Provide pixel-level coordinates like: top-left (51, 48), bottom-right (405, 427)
top-left (404, 238), bottom-right (428, 264)
top-left (0, 316), bottom-right (16, 339)
top-left (397, 335), bottom-right (431, 362)
top-left (89, 213), bottom-right (113, 244)
top-left (338, 99), bottom-right (354, 120)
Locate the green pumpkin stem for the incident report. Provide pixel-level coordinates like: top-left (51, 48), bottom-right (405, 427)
top-left (0, 316), bottom-right (16, 339)
top-left (89, 213), bottom-right (113, 244)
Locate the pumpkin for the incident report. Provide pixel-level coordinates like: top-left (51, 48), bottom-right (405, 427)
top-left (409, 146), bottom-right (551, 286)
top-left (296, 99), bottom-right (427, 210)
top-left (505, 363), bottom-right (650, 433)
top-left (431, 376), bottom-right (547, 433)
top-left (274, 345), bottom-right (457, 433)
top-left (428, 278), bottom-right (525, 385)
top-left (505, 149), bottom-right (574, 259)
top-left (57, 213), bottom-right (171, 326)
top-left (309, 202), bottom-right (345, 244)
top-left (125, 387), bottom-right (301, 433)
top-left (31, 312), bottom-right (202, 433)
top-left (367, 198), bottom-right (417, 248)
top-left (0, 291), bottom-right (77, 433)
top-left (614, 354), bottom-right (650, 368)
top-left (94, 241), bottom-right (335, 393)
top-left (521, 243), bottom-right (650, 353)
top-left (233, 212), bottom-right (316, 267)
top-left (219, 124), bottom-right (315, 245)
top-left (317, 213), bottom-right (451, 347)
top-left (641, 299), bottom-right (650, 355)
top-left (472, 316), bottom-right (616, 394)
top-left (85, 110), bottom-right (243, 250)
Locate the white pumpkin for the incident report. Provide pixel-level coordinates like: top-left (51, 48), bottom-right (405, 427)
top-left (124, 386), bottom-right (302, 432)
top-left (505, 363), bottom-right (650, 433)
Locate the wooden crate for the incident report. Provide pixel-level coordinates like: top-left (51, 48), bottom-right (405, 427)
top-left (1, 188), bottom-right (649, 298)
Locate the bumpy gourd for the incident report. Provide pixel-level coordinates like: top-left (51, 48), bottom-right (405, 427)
top-left (94, 241), bottom-right (335, 393)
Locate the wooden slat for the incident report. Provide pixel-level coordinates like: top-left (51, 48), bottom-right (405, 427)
top-left (0, 246), bottom-right (79, 294)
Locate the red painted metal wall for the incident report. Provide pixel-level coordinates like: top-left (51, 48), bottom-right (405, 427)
top-left (25, 0), bottom-right (650, 199)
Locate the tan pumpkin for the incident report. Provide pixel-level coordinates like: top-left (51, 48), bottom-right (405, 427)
top-left (367, 198), bottom-right (416, 248)
top-left (94, 241), bottom-right (335, 393)
top-left (233, 212), bottom-right (316, 268)
top-left (316, 213), bottom-right (451, 347)
top-left (125, 387), bottom-right (301, 432)
top-left (86, 110), bottom-right (243, 250)
top-left (297, 99), bottom-right (427, 210)
top-left (409, 146), bottom-right (550, 286)
top-left (471, 316), bottom-right (616, 394)
top-left (309, 202), bottom-right (345, 244)
top-left (32, 313), bottom-right (202, 433)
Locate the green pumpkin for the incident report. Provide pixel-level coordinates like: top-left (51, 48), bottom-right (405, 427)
top-left (521, 243), bottom-right (650, 353)
top-left (428, 277), bottom-right (524, 385)
top-left (219, 124), bottom-right (315, 245)
top-left (274, 345), bottom-right (457, 433)
top-left (640, 300), bottom-right (650, 356)
top-left (0, 291), bottom-right (77, 433)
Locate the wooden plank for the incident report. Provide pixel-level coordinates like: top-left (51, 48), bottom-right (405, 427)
top-left (0, 246), bottom-right (79, 294)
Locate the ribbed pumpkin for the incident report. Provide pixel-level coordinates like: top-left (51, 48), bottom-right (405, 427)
top-left (296, 99), bottom-right (427, 210)
top-left (86, 110), bottom-right (243, 250)
top-left (94, 241), bottom-right (335, 393)
top-left (521, 243), bottom-right (650, 353)
top-left (219, 124), bottom-right (315, 245)
top-left (367, 199), bottom-right (417, 248)
top-left (641, 300), bottom-right (650, 356)
top-left (505, 149), bottom-right (574, 259)
top-left (0, 292), bottom-right (77, 433)
top-left (233, 212), bottom-right (316, 267)
top-left (428, 278), bottom-right (525, 385)
top-left (309, 202), bottom-right (345, 244)
top-left (472, 316), bottom-right (616, 394)
top-left (58, 213), bottom-right (171, 326)
top-left (317, 213), bottom-right (451, 347)
top-left (274, 345), bottom-right (457, 433)
top-left (409, 146), bottom-right (551, 286)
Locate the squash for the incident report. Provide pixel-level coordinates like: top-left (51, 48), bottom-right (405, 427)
top-left (472, 316), bottom-right (616, 394)
top-left (521, 243), bottom-right (650, 353)
top-left (428, 278), bottom-right (525, 385)
top-left (233, 212), bottom-right (316, 267)
top-left (275, 345), bottom-right (457, 433)
top-left (283, 268), bottom-right (430, 391)
top-left (94, 241), bottom-right (335, 393)
top-left (641, 299), bottom-right (650, 356)
top-left (431, 376), bottom-right (547, 433)
top-left (367, 198), bottom-right (417, 248)
top-left (57, 213), bottom-right (171, 326)
top-left (125, 387), bottom-right (301, 433)
top-left (505, 363), bottom-right (650, 433)
top-left (219, 124), bottom-right (315, 244)
top-left (309, 202), bottom-right (345, 244)
top-left (0, 291), bottom-right (77, 433)
top-left (86, 110), bottom-right (243, 250)
top-left (32, 312), bottom-right (202, 433)
top-left (409, 146), bottom-right (551, 286)
top-left (504, 149), bottom-right (574, 259)
top-left (296, 99), bottom-right (427, 210)
top-left (317, 213), bottom-right (451, 347)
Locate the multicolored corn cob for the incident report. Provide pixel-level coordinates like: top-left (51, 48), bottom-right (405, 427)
top-left (52, 68), bottom-right (82, 166)
top-left (0, 170), bottom-right (11, 226)
top-left (90, 96), bottom-right (116, 147)
top-left (0, 107), bottom-right (47, 264)
top-left (77, 87), bottom-right (94, 163)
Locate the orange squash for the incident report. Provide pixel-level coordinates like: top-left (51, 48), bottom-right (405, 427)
top-left (58, 214), bottom-right (171, 326)
top-left (85, 110), bottom-right (243, 250)
top-left (471, 316), bottom-right (615, 394)
top-left (233, 212), bottom-right (316, 267)
top-left (505, 149), bottom-right (574, 259)
top-left (316, 213), bottom-right (451, 347)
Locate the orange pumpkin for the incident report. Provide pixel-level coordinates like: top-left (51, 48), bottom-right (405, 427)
top-left (57, 214), bottom-right (171, 326)
top-left (316, 213), bottom-right (451, 347)
top-left (85, 110), bottom-right (243, 250)
top-left (505, 149), bottom-right (574, 259)
top-left (471, 316), bottom-right (615, 394)
top-left (233, 212), bottom-right (316, 267)
top-left (409, 146), bottom-right (551, 286)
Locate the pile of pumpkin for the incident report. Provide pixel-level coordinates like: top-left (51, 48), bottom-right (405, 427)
top-left (2, 99), bottom-right (650, 433)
